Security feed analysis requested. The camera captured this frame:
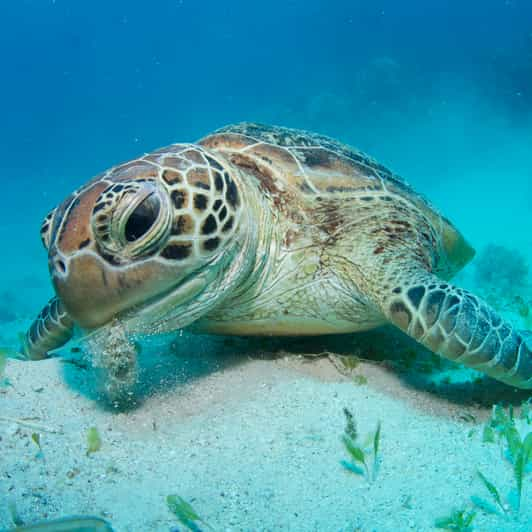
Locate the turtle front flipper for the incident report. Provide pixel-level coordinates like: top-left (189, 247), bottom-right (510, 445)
top-left (379, 271), bottom-right (532, 389)
top-left (22, 297), bottom-right (74, 360)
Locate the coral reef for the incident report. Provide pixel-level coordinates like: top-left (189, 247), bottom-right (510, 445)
top-left (473, 243), bottom-right (532, 330)
top-left (474, 243), bottom-right (529, 294)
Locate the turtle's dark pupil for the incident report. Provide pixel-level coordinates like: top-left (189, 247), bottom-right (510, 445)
top-left (124, 194), bottom-right (160, 242)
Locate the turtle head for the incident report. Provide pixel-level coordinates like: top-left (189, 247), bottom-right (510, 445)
top-left (42, 144), bottom-right (247, 334)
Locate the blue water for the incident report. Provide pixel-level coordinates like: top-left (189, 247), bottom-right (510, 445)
top-left (3, 0), bottom-right (532, 307)
top-left (1, 1), bottom-right (532, 531)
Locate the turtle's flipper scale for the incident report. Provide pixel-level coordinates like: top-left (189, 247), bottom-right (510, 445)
top-left (23, 297), bottom-right (74, 360)
top-left (384, 273), bottom-right (532, 389)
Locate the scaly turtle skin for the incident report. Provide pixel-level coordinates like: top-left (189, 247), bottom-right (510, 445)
top-left (23, 123), bottom-right (532, 389)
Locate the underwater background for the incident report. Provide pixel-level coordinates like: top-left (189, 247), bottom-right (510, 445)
top-left (1, 1), bottom-right (532, 531)
top-left (2, 0), bottom-right (532, 312)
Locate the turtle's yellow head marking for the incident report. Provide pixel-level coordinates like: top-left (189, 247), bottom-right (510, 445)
top-left (43, 145), bottom-right (242, 330)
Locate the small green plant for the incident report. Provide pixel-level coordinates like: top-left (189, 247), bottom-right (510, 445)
top-left (86, 427), bottom-right (102, 456)
top-left (434, 508), bottom-right (476, 531)
top-left (520, 398), bottom-right (531, 424)
top-left (31, 432), bottom-right (45, 461)
top-left (401, 494), bottom-right (413, 509)
top-left (474, 471), bottom-right (507, 516)
top-left (339, 354), bottom-right (361, 371)
top-left (340, 407), bottom-right (381, 482)
top-left (31, 432), bottom-right (41, 450)
top-left (474, 402), bottom-right (532, 514)
top-left (166, 494), bottom-right (212, 531)
top-left (352, 374), bottom-right (367, 386)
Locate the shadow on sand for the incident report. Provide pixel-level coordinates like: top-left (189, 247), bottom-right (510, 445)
top-left (59, 325), bottom-right (530, 414)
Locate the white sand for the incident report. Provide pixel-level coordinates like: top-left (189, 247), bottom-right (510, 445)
top-left (1, 330), bottom-right (530, 532)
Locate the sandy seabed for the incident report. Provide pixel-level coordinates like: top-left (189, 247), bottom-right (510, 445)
top-left (0, 325), bottom-right (530, 532)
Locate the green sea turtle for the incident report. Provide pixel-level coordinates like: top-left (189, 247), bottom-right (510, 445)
top-left (22, 123), bottom-right (532, 389)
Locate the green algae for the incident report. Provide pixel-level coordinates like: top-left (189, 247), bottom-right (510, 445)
top-left (476, 470), bottom-right (507, 516)
top-left (520, 398), bottom-right (531, 423)
top-left (340, 407), bottom-right (381, 482)
top-left (86, 427), bottom-right (102, 456)
top-left (474, 401), bottom-right (532, 515)
top-left (434, 508), bottom-right (476, 531)
top-left (30, 432), bottom-right (46, 461)
top-left (352, 374), bottom-right (367, 385)
top-left (166, 495), bottom-right (212, 531)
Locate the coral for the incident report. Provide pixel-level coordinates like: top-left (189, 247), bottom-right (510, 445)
top-left (474, 243), bottom-right (529, 294)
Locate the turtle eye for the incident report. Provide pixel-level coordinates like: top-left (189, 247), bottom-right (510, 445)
top-left (124, 193), bottom-right (161, 242)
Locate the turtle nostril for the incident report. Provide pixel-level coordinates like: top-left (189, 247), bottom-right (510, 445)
top-left (49, 254), bottom-right (67, 275)
top-left (124, 193), bottom-right (161, 242)
top-left (56, 259), bottom-right (66, 273)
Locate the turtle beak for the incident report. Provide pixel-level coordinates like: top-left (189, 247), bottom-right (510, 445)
top-left (51, 252), bottom-right (127, 328)
top-left (52, 252), bottom-right (180, 329)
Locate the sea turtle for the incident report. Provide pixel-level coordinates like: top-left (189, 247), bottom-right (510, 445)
top-left (22, 123), bottom-right (532, 389)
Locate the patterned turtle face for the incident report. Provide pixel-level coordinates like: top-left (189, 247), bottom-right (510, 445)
top-left (42, 144), bottom-right (242, 329)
